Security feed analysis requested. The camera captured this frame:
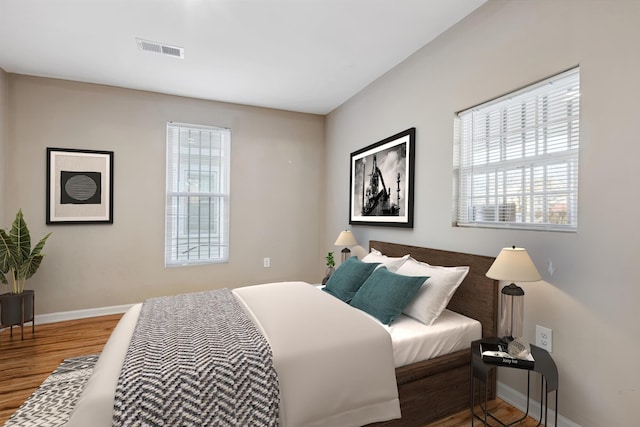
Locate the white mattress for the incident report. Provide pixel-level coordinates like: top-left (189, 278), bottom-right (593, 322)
top-left (384, 309), bottom-right (482, 368)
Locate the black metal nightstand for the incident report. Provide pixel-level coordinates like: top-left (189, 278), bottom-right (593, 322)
top-left (470, 337), bottom-right (559, 426)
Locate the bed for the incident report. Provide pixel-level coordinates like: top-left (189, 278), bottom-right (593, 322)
top-left (67, 241), bottom-right (498, 427)
top-left (364, 241), bottom-right (498, 426)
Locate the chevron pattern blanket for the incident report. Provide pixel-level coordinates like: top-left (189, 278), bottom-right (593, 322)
top-left (112, 289), bottom-right (280, 427)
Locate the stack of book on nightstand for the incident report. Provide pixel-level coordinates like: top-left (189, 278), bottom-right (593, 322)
top-left (480, 340), bottom-right (535, 370)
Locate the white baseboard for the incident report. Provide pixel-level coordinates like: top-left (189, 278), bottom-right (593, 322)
top-left (497, 381), bottom-right (581, 427)
top-left (34, 304), bottom-right (134, 325)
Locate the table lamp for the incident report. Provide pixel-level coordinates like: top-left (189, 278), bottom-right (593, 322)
top-left (334, 231), bottom-right (358, 263)
top-left (486, 246), bottom-right (541, 342)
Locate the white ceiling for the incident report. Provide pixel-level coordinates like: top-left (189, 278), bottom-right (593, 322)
top-left (0, 0), bottom-right (486, 115)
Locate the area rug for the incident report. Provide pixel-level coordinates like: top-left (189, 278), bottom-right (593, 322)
top-left (3, 354), bottom-right (99, 427)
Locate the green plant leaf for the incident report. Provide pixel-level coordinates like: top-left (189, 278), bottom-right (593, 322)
top-left (31, 233), bottom-right (51, 257)
top-left (0, 229), bottom-right (20, 274)
top-left (0, 210), bottom-right (51, 292)
top-left (10, 209), bottom-right (31, 263)
top-left (20, 255), bottom-right (43, 281)
top-left (325, 251), bottom-right (335, 268)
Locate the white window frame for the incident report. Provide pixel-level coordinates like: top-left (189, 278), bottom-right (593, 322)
top-left (165, 122), bottom-right (230, 266)
top-left (454, 67), bottom-right (580, 232)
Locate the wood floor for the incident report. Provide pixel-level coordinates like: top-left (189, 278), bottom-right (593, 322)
top-left (0, 315), bottom-right (543, 426)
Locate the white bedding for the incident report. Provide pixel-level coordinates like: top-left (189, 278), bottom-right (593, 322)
top-left (385, 309), bottom-right (482, 368)
top-left (66, 304), bottom-right (142, 427)
top-left (312, 284), bottom-right (482, 368)
top-left (235, 282), bottom-right (400, 427)
top-left (67, 282), bottom-right (400, 427)
top-left (66, 281), bottom-right (481, 426)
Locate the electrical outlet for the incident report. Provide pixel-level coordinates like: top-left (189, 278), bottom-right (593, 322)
top-left (536, 325), bottom-right (553, 352)
top-left (263, 257), bottom-right (270, 268)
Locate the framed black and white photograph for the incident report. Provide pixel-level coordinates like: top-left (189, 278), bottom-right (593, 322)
top-left (46, 148), bottom-right (114, 224)
top-left (349, 128), bottom-right (415, 228)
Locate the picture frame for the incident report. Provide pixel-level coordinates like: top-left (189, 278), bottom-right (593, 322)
top-left (46, 148), bottom-right (114, 224)
top-left (349, 128), bottom-right (415, 228)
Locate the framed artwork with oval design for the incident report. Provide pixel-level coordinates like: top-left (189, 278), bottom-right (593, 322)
top-left (46, 148), bottom-right (114, 224)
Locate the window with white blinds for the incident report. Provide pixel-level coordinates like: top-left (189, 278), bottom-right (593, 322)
top-left (165, 123), bottom-right (230, 266)
top-left (454, 67), bottom-right (580, 231)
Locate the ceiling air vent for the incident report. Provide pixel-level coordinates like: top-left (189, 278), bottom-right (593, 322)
top-left (136, 38), bottom-right (184, 59)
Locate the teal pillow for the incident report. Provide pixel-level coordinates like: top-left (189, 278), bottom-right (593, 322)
top-left (322, 257), bottom-right (379, 302)
top-left (350, 267), bottom-right (428, 325)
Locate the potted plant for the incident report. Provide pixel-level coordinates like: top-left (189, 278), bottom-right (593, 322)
top-left (322, 252), bottom-right (335, 285)
top-left (0, 209), bottom-right (51, 329)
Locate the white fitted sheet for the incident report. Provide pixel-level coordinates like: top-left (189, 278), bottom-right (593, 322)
top-left (385, 309), bottom-right (482, 368)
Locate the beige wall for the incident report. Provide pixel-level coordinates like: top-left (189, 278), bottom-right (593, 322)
top-left (0, 67), bottom-right (7, 226)
top-left (5, 75), bottom-right (325, 312)
top-left (326, 1), bottom-right (639, 426)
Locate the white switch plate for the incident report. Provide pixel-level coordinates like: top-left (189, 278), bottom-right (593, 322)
top-left (263, 257), bottom-right (270, 268)
top-left (536, 325), bottom-right (552, 352)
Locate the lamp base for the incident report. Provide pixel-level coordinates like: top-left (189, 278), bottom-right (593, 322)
top-left (499, 283), bottom-right (524, 341)
top-left (341, 247), bottom-right (351, 263)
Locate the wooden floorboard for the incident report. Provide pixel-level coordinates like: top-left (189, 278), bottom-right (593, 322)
top-left (0, 314), bottom-right (543, 426)
top-left (0, 314), bottom-right (121, 424)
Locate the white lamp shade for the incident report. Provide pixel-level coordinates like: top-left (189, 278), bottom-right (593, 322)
top-left (334, 231), bottom-right (358, 247)
top-left (486, 247), bottom-right (542, 282)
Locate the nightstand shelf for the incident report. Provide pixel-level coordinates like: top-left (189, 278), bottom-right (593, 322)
top-left (471, 337), bottom-right (558, 426)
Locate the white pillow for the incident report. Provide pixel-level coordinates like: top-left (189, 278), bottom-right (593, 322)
top-left (361, 248), bottom-right (410, 273)
top-left (396, 257), bottom-right (470, 325)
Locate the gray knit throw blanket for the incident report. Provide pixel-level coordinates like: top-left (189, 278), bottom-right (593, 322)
top-left (112, 289), bottom-right (280, 426)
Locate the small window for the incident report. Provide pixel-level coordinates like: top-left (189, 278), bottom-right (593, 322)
top-left (165, 122), bottom-right (230, 266)
top-left (454, 67), bottom-right (580, 232)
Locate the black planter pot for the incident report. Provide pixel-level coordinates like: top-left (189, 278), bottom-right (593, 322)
top-left (0, 290), bottom-right (35, 327)
top-left (321, 267), bottom-right (335, 285)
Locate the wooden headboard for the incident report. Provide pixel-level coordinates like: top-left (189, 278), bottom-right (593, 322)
top-left (369, 241), bottom-right (498, 339)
